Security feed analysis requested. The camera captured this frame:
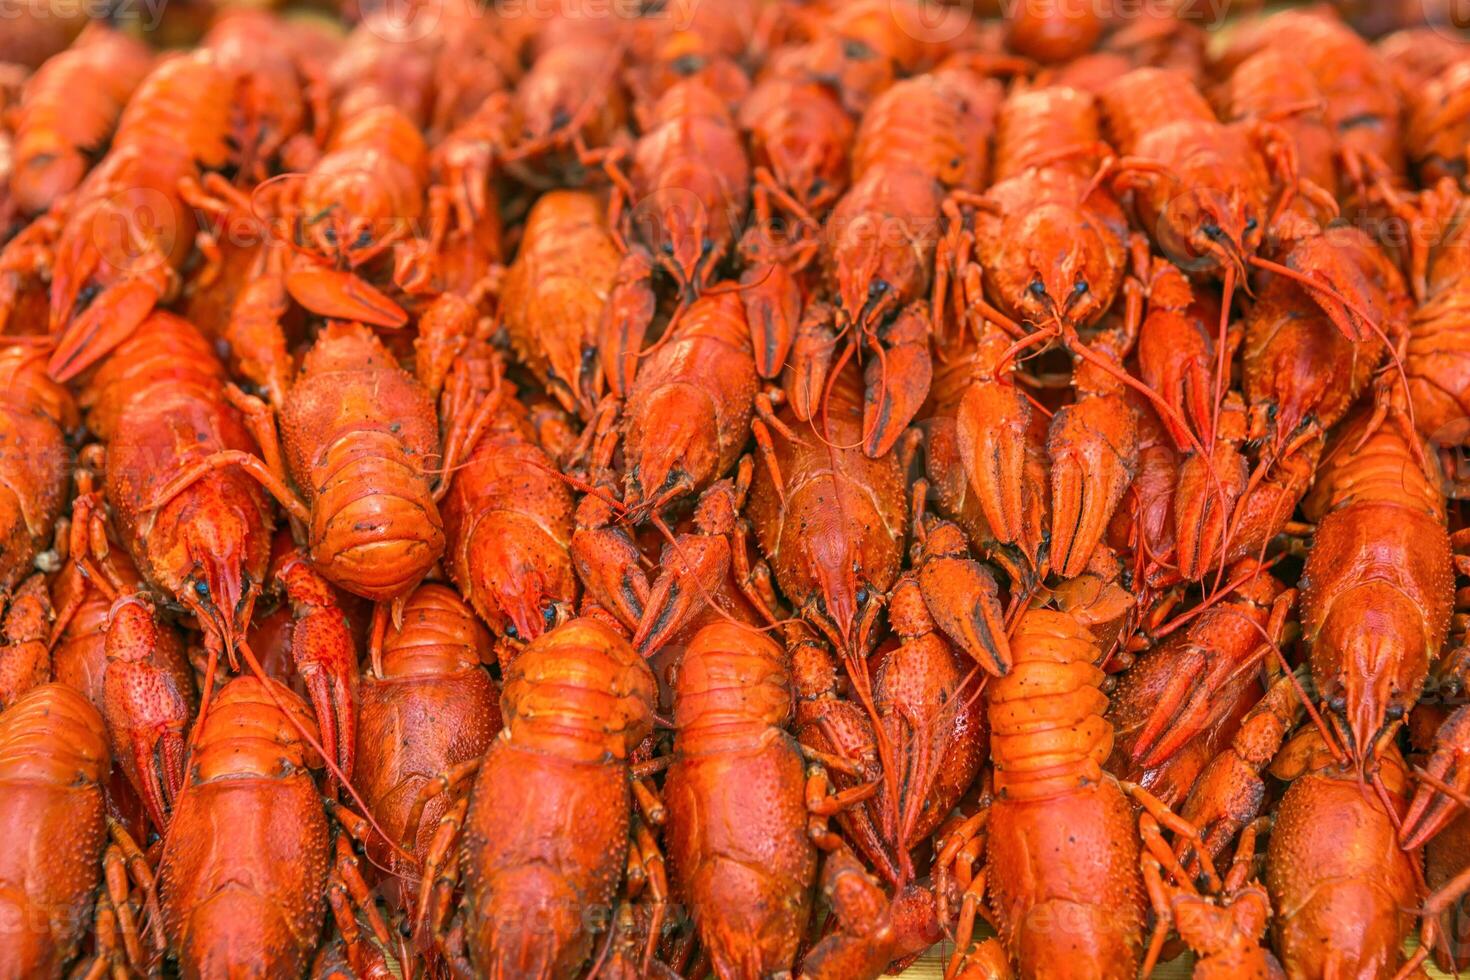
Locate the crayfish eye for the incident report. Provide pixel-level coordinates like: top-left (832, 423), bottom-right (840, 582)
top-left (844, 39), bottom-right (874, 60)
top-left (867, 279), bottom-right (889, 298)
top-left (700, 237), bottom-right (714, 258)
top-left (855, 586), bottom-right (869, 605)
top-left (322, 226), bottom-right (337, 246)
top-left (1073, 280), bottom-right (1089, 296)
top-left (543, 606), bottom-right (556, 628)
top-left (1202, 223), bottom-right (1222, 240)
top-left (671, 53), bottom-right (705, 76)
top-left (1244, 217), bottom-right (1258, 233)
top-left (353, 228), bottom-right (373, 250)
top-left (660, 241), bottom-right (675, 256)
top-left (505, 622), bottom-right (519, 640)
top-left (1028, 280), bottom-right (1047, 297)
top-left (193, 580), bottom-right (210, 600)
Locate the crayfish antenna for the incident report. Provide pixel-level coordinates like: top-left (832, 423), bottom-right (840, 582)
top-left (1210, 259), bottom-right (1239, 448)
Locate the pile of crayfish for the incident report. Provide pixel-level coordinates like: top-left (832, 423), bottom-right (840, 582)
top-left (10, 0), bottom-right (1470, 977)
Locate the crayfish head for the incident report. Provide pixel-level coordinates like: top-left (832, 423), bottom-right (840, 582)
top-left (176, 507), bottom-right (261, 656)
top-left (1162, 188), bottom-right (1257, 279)
top-left (625, 384), bottom-right (717, 517)
top-left (495, 580), bottom-right (563, 646)
top-left (837, 265), bottom-right (902, 340)
top-left (803, 23), bottom-right (901, 114)
top-left (805, 538), bottom-right (885, 659)
top-left (1002, 204), bottom-right (1119, 330)
top-left (1315, 585), bottom-right (1430, 763)
top-left (472, 514), bottom-right (575, 645)
top-left (643, 189), bottom-right (716, 302)
top-left (304, 180), bottom-right (405, 270)
top-left (10, 147), bottom-right (88, 216)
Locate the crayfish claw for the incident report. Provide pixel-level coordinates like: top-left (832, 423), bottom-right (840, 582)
top-left (599, 249), bottom-right (657, 398)
top-left (799, 846), bottom-right (900, 980)
top-left (861, 302), bottom-right (932, 459)
top-left (571, 519), bottom-right (650, 634)
top-left (957, 381), bottom-right (1032, 547)
top-left (1402, 705), bottom-right (1470, 849)
top-left (1047, 393), bottom-right (1137, 579)
top-left (1174, 441), bottom-right (1247, 582)
top-left (415, 293), bottom-right (477, 401)
top-left (0, 573), bottom-right (52, 709)
top-left (284, 264), bottom-right (407, 329)
top-left (633, 534), bottom-right (730, 657)
top-left (916, 556), bottom-right (1011, 676)
top-left (102, 595), bottom-right (191, 833)
top-left (278, 554), bottom-right (358, 783)
top-left (784, 302), bottom-right (838, 423)
top-left (48, 278), bottom-right (162, 382)
top-left (741, 257), bottom-right (802, 381)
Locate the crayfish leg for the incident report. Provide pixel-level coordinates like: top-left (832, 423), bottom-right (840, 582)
top-left (1403, 705), bottom-right (1470, 850)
